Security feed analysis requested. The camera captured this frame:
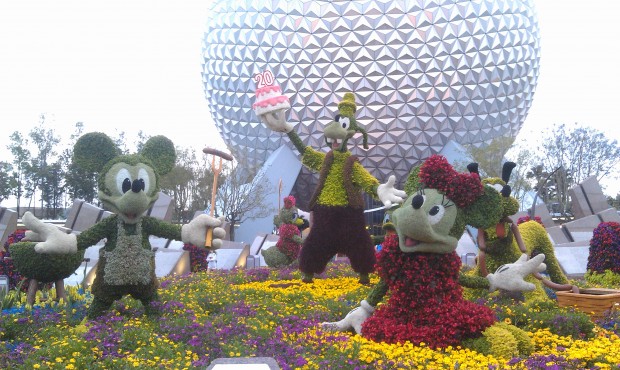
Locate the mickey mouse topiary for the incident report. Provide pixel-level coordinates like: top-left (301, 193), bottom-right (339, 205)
top-left (19, 132), bottom-right (226, 319)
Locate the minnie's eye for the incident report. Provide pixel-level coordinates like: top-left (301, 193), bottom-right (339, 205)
top-left (340, 117), bottom-right (351, 129)
top-left (428, 205), bottom-right (445, 225)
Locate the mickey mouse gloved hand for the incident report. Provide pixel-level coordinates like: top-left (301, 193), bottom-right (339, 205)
top-left (487, 253), bottom-right (547, 292)
top-left (181, 214), bottom-right (226, 250)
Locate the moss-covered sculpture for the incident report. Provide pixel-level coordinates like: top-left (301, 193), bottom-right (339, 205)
top-left (9, 242), bottom-right (85, 304)
top-left (324, 155), bottom-right (545, 356)
top-left (464, 162), bottom-right (572, 301)
top-left (262, 196), bottom-right (303, 267)
top-left (21, 132), bottom-right (225, 319)
top-left (254, 87), bottom-right (406, 284)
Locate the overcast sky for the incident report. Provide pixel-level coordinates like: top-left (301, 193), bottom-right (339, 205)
top-left (1, 0), bottom-right (619, 196)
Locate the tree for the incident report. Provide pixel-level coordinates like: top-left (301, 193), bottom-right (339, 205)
top-left (28, 116), bottom-right (62, 218)
top-left (467, 136), bottom-right (536, 209)
top-left (505, 145), bottom-right (535, 209)
top-left (215, 163), bottom-right (275, 241)
top-left (62, 123), bottom-right (101, 205)
top-left (7, 131), bottom-right (32, 215)
top-left (159, 147), bottom-right (214, 223)
top-left (532, 123), bottom-right (620, 216)
top-left (0, 161), bottom-right (15, 204)
top-left (466, 136), bottom-right (516, 178)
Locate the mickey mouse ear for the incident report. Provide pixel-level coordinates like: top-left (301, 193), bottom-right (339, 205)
top-left (141, 136), bottom-right (176, 175)
top-left (73, 132), bottom-right (121, 172)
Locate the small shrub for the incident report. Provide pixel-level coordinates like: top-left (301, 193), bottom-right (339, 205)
top-left (587, 222), bottom-right (620, 274)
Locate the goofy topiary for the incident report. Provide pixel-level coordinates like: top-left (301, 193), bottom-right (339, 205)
top-left (324, 155), bottom-right (546, 358)
top-left (465, 162), bottom-right (573, 302)
top-left (255, 90), bottom-right (406, 284)
top-left (20, 132), bottom-right (225, 319)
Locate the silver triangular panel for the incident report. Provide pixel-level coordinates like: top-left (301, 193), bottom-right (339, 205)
top-left (202, 0), bottom-right (540, 199)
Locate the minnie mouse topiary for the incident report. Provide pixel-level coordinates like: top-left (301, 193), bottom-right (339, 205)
top-left (324, 155), bottom-right (546, 355)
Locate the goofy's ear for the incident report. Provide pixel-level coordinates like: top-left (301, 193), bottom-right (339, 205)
top-left (140, 135), bottom-right (176, 176)
top-left (73, 132), bottom-right (121, 172)
top-left (500, 161), bottom-right (517, 197)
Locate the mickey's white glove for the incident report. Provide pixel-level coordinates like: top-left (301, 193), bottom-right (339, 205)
top-left (22, 211), bottom-right (78, 254)
top-left (377, 175), bottom-right (407, 208)
top-left (258, 109), bottom-right (294, 133)
top-left (181, 214), bottom-right (226, 250)
top-left (487, 253), bottom-right (547, 292)
top-left (321, 300), bottom-right (375, 334)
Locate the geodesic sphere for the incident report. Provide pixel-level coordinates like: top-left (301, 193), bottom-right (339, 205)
top-left (201, 0), bottom-right (540, 190)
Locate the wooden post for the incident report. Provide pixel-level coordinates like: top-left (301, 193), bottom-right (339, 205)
top-left (202, 148), bottom-right (233, 247)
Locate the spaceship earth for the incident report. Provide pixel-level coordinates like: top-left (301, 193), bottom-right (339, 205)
top-left (201, 0), bottom-right (541, 203)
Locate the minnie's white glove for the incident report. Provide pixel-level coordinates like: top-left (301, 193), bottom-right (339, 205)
top-left (321, 300), bottom-right (375, 334)
top-left (487, 253), bottom-right (547, 292)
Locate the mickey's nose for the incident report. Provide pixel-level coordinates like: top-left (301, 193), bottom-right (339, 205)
top-left (411, 194), bottom-right (424, 209)
top-left (132, 179), bottom-right (145, 193)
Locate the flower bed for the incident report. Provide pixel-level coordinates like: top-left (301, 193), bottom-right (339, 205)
top-left (0, 262), bottom-right (618, 369)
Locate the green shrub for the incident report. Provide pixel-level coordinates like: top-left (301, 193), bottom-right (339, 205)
top-left (584, 269), bottom-right (620, 288)
top-left (9, 242), bottom-right (85, 283)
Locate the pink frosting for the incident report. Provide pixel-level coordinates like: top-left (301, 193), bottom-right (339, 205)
top-left (253, 95), bottom-right (289, 109)
top-left (255, 84), bottom-right (282, 96)
top-left (253, 83), bottom-right (289, 110)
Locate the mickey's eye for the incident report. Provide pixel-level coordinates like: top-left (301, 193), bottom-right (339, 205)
top-left (492, 184), bottom-right (503, 192)
top-left (138, 168), bottom-right (150, 193)
top-left (122, 178), bottom-right (132, 193)
top-left (428, 205), bottom-right (445, 225)
top-left (116, 168), bottom-right (132, 194)
top-left (340, 116), bottom-right (351, 129)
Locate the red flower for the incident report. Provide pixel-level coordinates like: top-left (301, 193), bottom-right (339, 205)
top-left (283, 196), bottom-right (296, 209)
top-left (419, 155), bottom-right (483, 208)
top-left (362, 234), bottom-right (496, 347)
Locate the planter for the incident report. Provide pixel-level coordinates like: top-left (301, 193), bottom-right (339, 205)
top-left (556, 288), bottom-right (620, 318)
